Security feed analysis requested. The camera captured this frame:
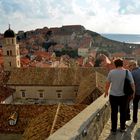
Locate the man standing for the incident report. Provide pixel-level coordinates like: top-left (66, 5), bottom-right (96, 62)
top-left (104, 58), bottom-right (135, 134)
top-left (129, 61), bottom-right (140, 123)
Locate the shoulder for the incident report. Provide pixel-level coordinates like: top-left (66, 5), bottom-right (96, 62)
top-left (109, 69), bottom-right (117, 73)
top-left (132, 67), bottom-right (140, 74)
top-left (108, 69), bottom-right (115, 75)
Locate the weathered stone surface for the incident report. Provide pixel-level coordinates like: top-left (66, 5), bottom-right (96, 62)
top-left (98, 104), bottom-right (140, 140)
top-left (47, 95), bottom-right (110, 140)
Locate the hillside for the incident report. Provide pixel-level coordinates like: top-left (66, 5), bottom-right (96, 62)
top-left (1, 25), bottom-right (140, 55)
top-left (86, 30), bottom-right (140, 53)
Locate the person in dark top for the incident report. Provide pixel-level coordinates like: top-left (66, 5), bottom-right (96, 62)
top-left (129, 60), bottom-right (140, 123)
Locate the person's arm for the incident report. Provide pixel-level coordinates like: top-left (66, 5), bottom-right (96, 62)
top-left (104, 81), bottom-right (110, 97)
top-left (131, 83), bottom-right (135, 99)
top-left (128, 70), bottom-right (135, 99)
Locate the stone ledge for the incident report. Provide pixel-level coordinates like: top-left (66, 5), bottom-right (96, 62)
top-left (47, 95), bottom-right (110, 140)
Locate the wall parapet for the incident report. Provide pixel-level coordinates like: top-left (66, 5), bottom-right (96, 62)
top-left (47, 95), bottom-right (110, 140)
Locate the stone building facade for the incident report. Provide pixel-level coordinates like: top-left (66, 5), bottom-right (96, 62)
top-left (3, 26), bottom-right (21, 71)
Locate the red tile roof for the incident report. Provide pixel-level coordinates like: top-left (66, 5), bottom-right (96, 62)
top-left (20, 58), bottom-right (30, 65)
top-left (34, 51), bottom-right (52, 59)
top-left (0, 86), bottom-right (15, 102)
top-left (111, 52), bottom-right (126, 57)
top-left (0, 104), bottom-right (57, 133)
top-left (0, 104), bottom-right (86, 140)
top-left (22, 104), bottom-right (86, 140)
top-left (7, 67), bottom-right (96, 86)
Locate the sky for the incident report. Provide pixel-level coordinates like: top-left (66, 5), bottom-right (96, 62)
top-left (1, 0), bottom-right (140, 34)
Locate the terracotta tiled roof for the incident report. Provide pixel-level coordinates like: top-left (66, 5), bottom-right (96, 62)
top-left (76, 73), bottom-right (96, 104)
top-left (34, 51), bottom-right (52, 59)
top-left (0, 86), bottom-right (15, 102)
top-left (22, 104), bottom-right (86, 140)
top-left (35, 62), bottom-right (52, 68)
top-left (80, 87), bottom-right (103, 105)
top-left (0, 104), bottom-right (57, 133)
top-left (76, 67), bottom-right (107, 104)
top-left (7, 67), bottom-right (95, 86)
top-left (132, 48), bottom-right (140, 55)
top-left (111, 52), bottom-right (126, 57)
top-left (0, 71), bottom-right (11, 85)
top-left (0, 104), bottom-right (86, 139)
top-left (76, 57), bottom-right (84, 66)
top-left (20, 58), bottom-right (30, 65)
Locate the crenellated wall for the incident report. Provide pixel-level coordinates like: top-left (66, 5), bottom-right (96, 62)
top-left (47, 95), bottom-right (110, 140)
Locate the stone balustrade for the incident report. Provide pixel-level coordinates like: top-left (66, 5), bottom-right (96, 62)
top-left (47, 95), bottom-right (110, 140)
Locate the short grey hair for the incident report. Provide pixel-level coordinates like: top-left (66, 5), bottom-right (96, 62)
top-left (129, 60), bottom-right (138, 67)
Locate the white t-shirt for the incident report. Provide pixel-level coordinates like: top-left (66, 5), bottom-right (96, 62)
top-left (107, 69), bottom-right (134, 96)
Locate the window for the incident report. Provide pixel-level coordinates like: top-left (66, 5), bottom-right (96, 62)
top-left (10, 50), bottom-right (12, 56)
top-left (9, 62), bottom-right (11, 67)
top-left (74, 89), bottom-right (78, 92)
top-left (57, 93), bottom-right (61, 98)
top-left (38, 90), bottom-right (44, 98)
top-left (39, 93), bottom-right (43, 98)
top-left (56, 89), bottom-right (62, 98)
top-left (21, 91), bottom-right (26, 97)
top-left (7, 51), bottom-right (9, 56)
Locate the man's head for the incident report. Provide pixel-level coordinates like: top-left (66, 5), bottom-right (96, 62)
top-left (128, 60), bottom-right (138, 71)
top-left (114, 58), bottom-right (123, 68)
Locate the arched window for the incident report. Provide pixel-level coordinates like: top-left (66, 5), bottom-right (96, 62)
top-left (10, 50), bottom-right (12, 56)
top-left (7, 51), bottom-right (9, 56)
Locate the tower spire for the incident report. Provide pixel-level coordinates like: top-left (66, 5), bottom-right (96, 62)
top-left (9, 24), bottom-right (10, 29)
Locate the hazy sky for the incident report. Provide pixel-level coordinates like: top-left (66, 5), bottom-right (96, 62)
top-left (1, 0), bottom-right (140, 34)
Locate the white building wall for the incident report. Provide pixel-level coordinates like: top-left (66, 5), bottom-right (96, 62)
top-left (78, 48), bottom-right (89, 57)
top-left (9, 86), bottom-right (78, 100)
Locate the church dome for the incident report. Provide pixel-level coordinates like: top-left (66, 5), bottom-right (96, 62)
top-left (4, 27), bottom-right (15, 38)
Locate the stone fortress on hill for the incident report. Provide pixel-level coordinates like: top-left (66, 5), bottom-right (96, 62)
top-left (0, 27), bottom-right (109, 140)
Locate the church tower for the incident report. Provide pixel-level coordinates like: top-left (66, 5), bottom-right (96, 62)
top-left (3, 26), bottom-right (21, 71)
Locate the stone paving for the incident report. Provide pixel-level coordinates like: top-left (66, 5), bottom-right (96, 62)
top-left (99, 102), bottom-right (140, 140)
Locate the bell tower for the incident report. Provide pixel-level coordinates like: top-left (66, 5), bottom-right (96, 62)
top-left (3, 25), bottom-right (21, 71)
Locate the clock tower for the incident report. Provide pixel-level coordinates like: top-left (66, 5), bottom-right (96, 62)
top-left (3, 26), bottom-right (21, 71)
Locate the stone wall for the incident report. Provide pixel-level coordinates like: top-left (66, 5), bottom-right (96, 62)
top-left (10, 85), bottom-right (78, 100)
top-left (47, 95), bottom-right (110, 140)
